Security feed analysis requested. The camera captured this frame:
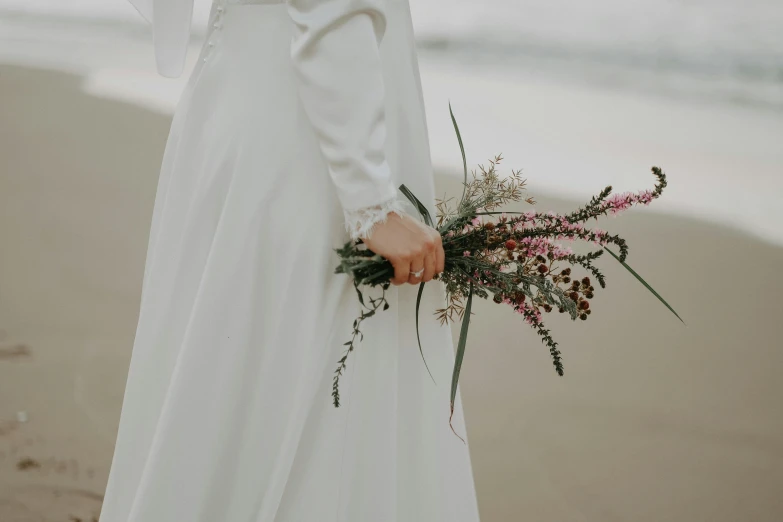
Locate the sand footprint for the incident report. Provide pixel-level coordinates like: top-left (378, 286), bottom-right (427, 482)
top-left (0, 329), bottom-right (32, 360)
top-left (15, 452), bottom-right (98, 483)
top-left (11, 455), bottom-right (104, 520)
top-left (0, 484), bottom-right (103, 522)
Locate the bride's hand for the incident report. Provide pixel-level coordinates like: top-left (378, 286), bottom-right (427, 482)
top-left (361, 213), bottom-right (445, 285)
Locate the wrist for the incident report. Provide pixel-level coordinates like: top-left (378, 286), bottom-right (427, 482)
top-left (344, 196), bottom-right (407, 241)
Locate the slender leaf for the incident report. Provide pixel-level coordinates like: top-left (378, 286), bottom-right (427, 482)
top-left (354, 283), bottom-right (365, 307)
top-left (449, 102), bottom-right (469, 207)
top-left (604, 247), bottom-right (685, 324)
top-left (450, 284), bottom-right (473, 412)
top-left (449, 284), bottom-right (472, 444)
top-left (415, 282), bottom-right (436, 383)
top-left (399, 184), bottom-right (433, 227)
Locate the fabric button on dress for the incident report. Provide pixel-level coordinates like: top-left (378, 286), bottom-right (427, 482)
top-left (202, 2), bottom-right (226, 63)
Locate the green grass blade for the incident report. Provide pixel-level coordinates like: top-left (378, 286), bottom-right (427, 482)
top-left (399, 184), bottom-right (433, 227)
top-left (449, 102), bottom-right (469, 207)
top-left (604, 247), bottom-right (685, 324)
top-left (416, 282), bottom-right (436, 384)
top-left (450, 284), bottom-right (473, 411)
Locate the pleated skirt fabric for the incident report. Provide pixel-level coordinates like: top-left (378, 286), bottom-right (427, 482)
top-left (99, 2), bottom-right (480, 521)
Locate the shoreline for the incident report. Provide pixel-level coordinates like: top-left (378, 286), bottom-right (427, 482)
top-left (2, 13), bottom-right (782, 246)
top-left (1, 57), bottom-right (780, 249)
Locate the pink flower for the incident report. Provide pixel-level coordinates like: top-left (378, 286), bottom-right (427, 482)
top-left (516, 301), bottom-right (542, 325)
top-left (551, 244), bottom-right (573, 259)
top-left (589, 228), bottom-right (608, 246)
top-left (638, 189), bottom-right (654, 205)
top-left (605, 192), bottom-right (635, 216)
top-left (560, 221), bottom-right (585, 233)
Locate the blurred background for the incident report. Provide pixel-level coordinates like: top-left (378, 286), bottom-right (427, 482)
top-left (1, 1), bottom-right (781, 521)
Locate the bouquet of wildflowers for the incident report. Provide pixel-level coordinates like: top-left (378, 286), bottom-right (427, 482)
top-left (333, 106), bottom-right (681, 434)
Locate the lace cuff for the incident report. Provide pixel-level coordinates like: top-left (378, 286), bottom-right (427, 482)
top-left (344, 197), bottom-right (408, 241)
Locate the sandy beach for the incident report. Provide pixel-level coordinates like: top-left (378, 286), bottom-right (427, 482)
top-left (1, 62), bottom-right (782, 522)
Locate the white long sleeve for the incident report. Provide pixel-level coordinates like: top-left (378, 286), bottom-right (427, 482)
top-left (286, 0), bottom-right (403, 238)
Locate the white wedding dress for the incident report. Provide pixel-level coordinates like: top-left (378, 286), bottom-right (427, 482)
top-left (99, 0), bottom-right (480, 520)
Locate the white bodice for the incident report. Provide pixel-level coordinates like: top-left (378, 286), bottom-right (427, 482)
top-left (130, 0), bottom-right (405, 240)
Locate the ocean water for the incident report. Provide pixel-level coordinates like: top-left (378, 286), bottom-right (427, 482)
top-left (2, 0), bottom-right (782, 110)
top-left (1, 0), bottom-right (782, 245)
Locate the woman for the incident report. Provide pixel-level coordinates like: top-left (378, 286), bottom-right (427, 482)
top-left (100, 0), bottom-right (480, 520)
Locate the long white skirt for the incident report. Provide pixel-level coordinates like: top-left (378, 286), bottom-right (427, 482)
top-left (99, 2), bottom-right (480, 521)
